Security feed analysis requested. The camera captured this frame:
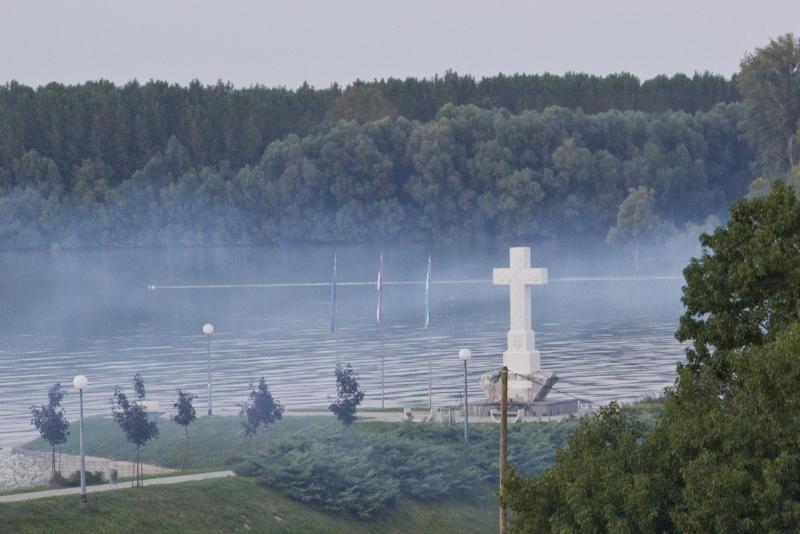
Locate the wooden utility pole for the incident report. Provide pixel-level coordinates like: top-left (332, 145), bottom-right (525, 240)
top-left (499, 366), bottom-right (508, 534)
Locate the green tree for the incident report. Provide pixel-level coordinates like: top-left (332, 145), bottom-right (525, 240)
top-left (739, 33), bottom-right (800, 173)
top-left (677, 181), bottom-right (800, 381)
top-left (30, 383), bottom-right (70, 484)
top-left (327, 85), bottom-right (397, 124)
top-left (240, 377), bottom-right (284, 451)
top-left (111, 373), bottom-right (160, 486)
top-left (506, 185), bottom-right (800, 532)
top-left (172, 389), bottom-right (196, 468)
top-left (606, 186), bottom-right (674, 271)
top-left (329, 363), bottom-right (365, 430)
top-left (505, 402), bottom-right (655, 533)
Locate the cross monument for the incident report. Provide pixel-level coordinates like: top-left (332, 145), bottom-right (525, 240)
top-left (493, 247), bottom-right (547, 375)
top-left (480, 247), bottom-right (557, 404)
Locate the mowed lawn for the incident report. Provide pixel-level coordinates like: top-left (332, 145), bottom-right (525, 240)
top-left (0, 476), bottom-right (497, 534)
top-left (23, 415), bottom-right (338, 470)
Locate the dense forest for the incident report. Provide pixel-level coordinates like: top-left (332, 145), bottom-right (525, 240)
top-left (0, 71), bottom-right (738, 180)
top-left (0, 34), bottom-right (797, 249)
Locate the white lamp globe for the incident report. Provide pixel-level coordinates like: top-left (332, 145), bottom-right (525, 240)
top-left (458, 348), bottom-right (472, 361)
top-left (202, 323), bottom-right (214, 335)
top-left (73, 375), bottom-right (88, 390)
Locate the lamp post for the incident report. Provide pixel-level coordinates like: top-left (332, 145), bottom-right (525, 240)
top-left (72, 374), bottom-right (88, 507)
top-left (458, 348), bottom-right (471, 443)
top-left (203, 323), bottom-right (214, 416)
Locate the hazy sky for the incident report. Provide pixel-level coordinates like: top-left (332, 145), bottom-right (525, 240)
top-left (1, 0), bottom-right (797, 89)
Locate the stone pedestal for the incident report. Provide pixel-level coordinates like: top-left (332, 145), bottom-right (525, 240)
top-left (479, 370), bottom-right (558, 404)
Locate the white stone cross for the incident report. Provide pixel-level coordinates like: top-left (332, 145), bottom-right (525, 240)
top-left (493, 247), bottom-right (548, 375)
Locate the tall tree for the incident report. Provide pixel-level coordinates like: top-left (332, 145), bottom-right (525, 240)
top-left (111, 373), bottom-right (160, 486)
top-left (506, 183), bottom-right (800, 532)
top-left (239, 377), bottom-right (283, 451)
top-left (677, 180), bottom-right (800, 381)
top-left (739, 33), bottom-right (800, 173)
top-left (606, 186), bottom-right (674, 271)
top-left (329, 363), bottom-right (365, 430)
top-left (172, 389), bottom-right (196, 468)
top-left (30, 383), bottom-right (70, 484)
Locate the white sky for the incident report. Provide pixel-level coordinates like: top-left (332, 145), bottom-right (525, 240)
top-left (1, 0), bottom-right (798, 88)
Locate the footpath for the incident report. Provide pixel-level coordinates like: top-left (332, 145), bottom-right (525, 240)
top-left (0, 470), bottom-right (236, 504)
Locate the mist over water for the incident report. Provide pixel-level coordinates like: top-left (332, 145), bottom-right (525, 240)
top-left (0, 242), bottom-right (687, 449)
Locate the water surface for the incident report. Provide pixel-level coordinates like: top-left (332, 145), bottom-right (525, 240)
top-left (0, 244), bottom-right (686, 449)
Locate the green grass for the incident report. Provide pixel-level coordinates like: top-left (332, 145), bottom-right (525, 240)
top-left (13, 405), bottom-right (665, 532)
top-left (23, 415), bottom-right (337, 470)
top-left (0, 477), bottom-right (497, 534)
top-left (23, 414), bottom-right (581, 477)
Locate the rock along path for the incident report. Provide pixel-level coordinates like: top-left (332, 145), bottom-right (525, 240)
top-left (0, 470), bottom-right (236, 504)
top-left (0, 448), bottom-right (175, 493)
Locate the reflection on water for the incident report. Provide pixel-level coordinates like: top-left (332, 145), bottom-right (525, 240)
top-left (0, 244), bottom-right (686, 448)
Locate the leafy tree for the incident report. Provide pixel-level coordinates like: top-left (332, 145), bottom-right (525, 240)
top-left (505, 403), bottom-right (653, 533)
top-left (677, 181), bottom-right (800, 381)
top-left (327, 85), bottom-right (398, 123)
top-left (172, 389), bottom-right (196, 468)
top-left (111, 373), bottom-right (160, 486)
top-left (739, 33), bottom-right (800, 173)
top-left (239, 377), bottom-right (284, 451)
top-left (30, 383), bottom-right (70, 484)
top-left (506, 185), bottom-right (800, 532)
top-left (329, 363), bottom-right (365, 429)
top-left (606, 186), bottom-right (674, 271)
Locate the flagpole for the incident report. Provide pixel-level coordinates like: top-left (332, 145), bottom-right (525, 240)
top-left (377, 252), bottom-right (385, 410)
top-left (428, 330), bottom-right (432, 412)
top-left (331, 253), bottom-right (338, 365)
top-left (425, 253), bottom-right (432, 414)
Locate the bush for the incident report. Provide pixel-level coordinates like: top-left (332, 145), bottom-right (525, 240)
top-left (235, 417), bottom-right (593, 518)
top-left (53, 470), bottom-right (106, 488)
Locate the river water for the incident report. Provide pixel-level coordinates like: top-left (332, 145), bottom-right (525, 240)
top-left (0, 243), bottom-right (687, 450)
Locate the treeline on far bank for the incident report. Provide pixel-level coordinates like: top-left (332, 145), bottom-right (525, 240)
top-left (0, 71), bottom-right (738, 184)
top-left (0, 103), bottom-right (751, 248)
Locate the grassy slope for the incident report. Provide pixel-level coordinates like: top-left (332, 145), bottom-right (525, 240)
top-left (0, 477), bottom-right (496, 534)
top-left (14, 406), bottom-right (663, 533)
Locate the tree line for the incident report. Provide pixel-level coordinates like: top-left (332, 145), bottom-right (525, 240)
top-left (2, 34), bottom-right (797, 250)
top-left (0, 103), bottom-right (752, 248)
top-left (0, 71), bottom-right (737, 185)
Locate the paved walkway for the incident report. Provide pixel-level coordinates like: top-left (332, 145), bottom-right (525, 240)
top-left (0, 470), bottom-right (236, 504)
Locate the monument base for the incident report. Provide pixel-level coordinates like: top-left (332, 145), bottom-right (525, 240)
top-left (450, 398), bottom-right (580, 419)
top-left (479, 369), bottom-right (558, 404)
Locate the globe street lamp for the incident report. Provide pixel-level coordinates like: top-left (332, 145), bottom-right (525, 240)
top-left (203, 323), bottom-right (214, 416)
top-left (458, 349), bottom-right (471, 443)
top-left (72, 374), bottom-right (88, 507)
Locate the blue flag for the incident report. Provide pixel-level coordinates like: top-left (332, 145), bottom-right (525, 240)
top-left (330, 253), bottom-right (337, 334)
top-left (376, 253), bottom-right (384, 325)
top-left (424, 253), bottom-right (431, 328)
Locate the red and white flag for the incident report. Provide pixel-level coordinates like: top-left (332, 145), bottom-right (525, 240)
top-left (376, 252), bottom-right (384, 325)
